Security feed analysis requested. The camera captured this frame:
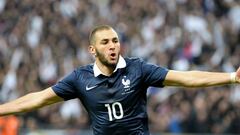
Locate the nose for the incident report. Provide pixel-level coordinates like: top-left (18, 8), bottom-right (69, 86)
top-left (109, 41), bottom-right (116, 50)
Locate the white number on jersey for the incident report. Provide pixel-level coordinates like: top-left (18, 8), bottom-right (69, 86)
top-left (105, 102), bottom-right (124, 121)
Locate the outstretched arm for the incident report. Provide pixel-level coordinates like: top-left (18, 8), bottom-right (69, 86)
top-left (0, 87), bottom-right (63, 116)
top-left (163, 67), bottom-right (240, 87)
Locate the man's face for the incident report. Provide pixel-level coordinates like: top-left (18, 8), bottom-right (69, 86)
top-left (91, 29), bottom-right (121, 68)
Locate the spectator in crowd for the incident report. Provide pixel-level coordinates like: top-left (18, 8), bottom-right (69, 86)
top-left (0, 115), bottom-right (20, 135)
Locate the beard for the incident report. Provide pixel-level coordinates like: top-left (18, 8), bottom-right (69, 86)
top-left (95, 49), bottom-right (119, 69)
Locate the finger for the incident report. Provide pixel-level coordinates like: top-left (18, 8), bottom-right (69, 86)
top-left (237, 67), bottom-right (240, 78)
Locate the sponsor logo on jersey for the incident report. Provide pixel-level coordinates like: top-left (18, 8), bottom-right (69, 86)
top-left (86, 85), bottom-right (98, 91)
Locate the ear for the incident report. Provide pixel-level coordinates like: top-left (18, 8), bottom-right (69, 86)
top-left (88, 45), bottom-right (96, 56)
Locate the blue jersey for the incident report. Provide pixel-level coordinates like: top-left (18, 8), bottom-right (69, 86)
top-left (52, 57), bottom-right (168, 135)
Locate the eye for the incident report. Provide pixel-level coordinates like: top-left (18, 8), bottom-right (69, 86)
top-left (113, 39), bottom-right (118, 43)
top-left (102, 41), bottom-right (108, 44)
top-left (101, 40), bottom-right (108, 45)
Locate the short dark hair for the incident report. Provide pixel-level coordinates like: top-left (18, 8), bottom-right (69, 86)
top-left (89, 25), bottom-right (113, 45)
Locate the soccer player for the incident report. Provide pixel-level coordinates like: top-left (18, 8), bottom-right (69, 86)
top-left (0, 25), bottom-right (239, 135)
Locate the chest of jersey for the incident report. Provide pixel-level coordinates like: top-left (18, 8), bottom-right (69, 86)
top-left (76, 69), bottom-right (147, 122)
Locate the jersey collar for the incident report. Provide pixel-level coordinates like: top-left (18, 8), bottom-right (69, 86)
top-left (93, 55), bottom-right (126, 77)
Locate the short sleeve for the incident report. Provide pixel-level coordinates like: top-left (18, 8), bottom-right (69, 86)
top-left (52, 70), bottom-right (78, 100)
top-left (141, 60), bottom-right (169, 87)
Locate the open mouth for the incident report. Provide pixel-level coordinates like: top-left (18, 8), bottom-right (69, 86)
top-left (110, 53), bottom-right (116, 57)
top-left (110, 53), bottom-right (117, 60)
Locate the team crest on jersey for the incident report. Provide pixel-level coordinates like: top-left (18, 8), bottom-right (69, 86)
top-left (121, 76), bottom-right (134, 95)
top-left (122, 76), bottom-right (130, 88)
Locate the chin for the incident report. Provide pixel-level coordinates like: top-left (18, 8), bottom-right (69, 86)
top-left (111, 60), bottom-right (118, 65)
top-left (110, 62), bottom-right (118, 66)
top-left (107, 61), bottom-right (118, 68)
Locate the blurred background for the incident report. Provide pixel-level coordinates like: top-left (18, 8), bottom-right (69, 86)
top-left (0, 0), bottom-right (240, 134)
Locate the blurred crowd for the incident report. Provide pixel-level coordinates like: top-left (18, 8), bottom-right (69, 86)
top-left (0, 0), bottom-right (240, 134)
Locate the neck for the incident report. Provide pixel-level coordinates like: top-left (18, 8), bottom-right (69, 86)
top-left (96, 60), bottom-right (115, 76)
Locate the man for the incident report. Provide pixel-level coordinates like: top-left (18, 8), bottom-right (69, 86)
top-left (0, 25), bottom-right (239, 135)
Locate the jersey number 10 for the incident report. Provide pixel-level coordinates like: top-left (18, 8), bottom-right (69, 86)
top-left (105, 102), bottom-right (124, 121)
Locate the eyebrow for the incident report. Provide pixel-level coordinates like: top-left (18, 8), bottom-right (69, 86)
top-left (100, 39), bottom-right (109, 43)
top-left (100, 37), bottom-right (118, 42)
top-left (113, 37), bottom-right (118, 40)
